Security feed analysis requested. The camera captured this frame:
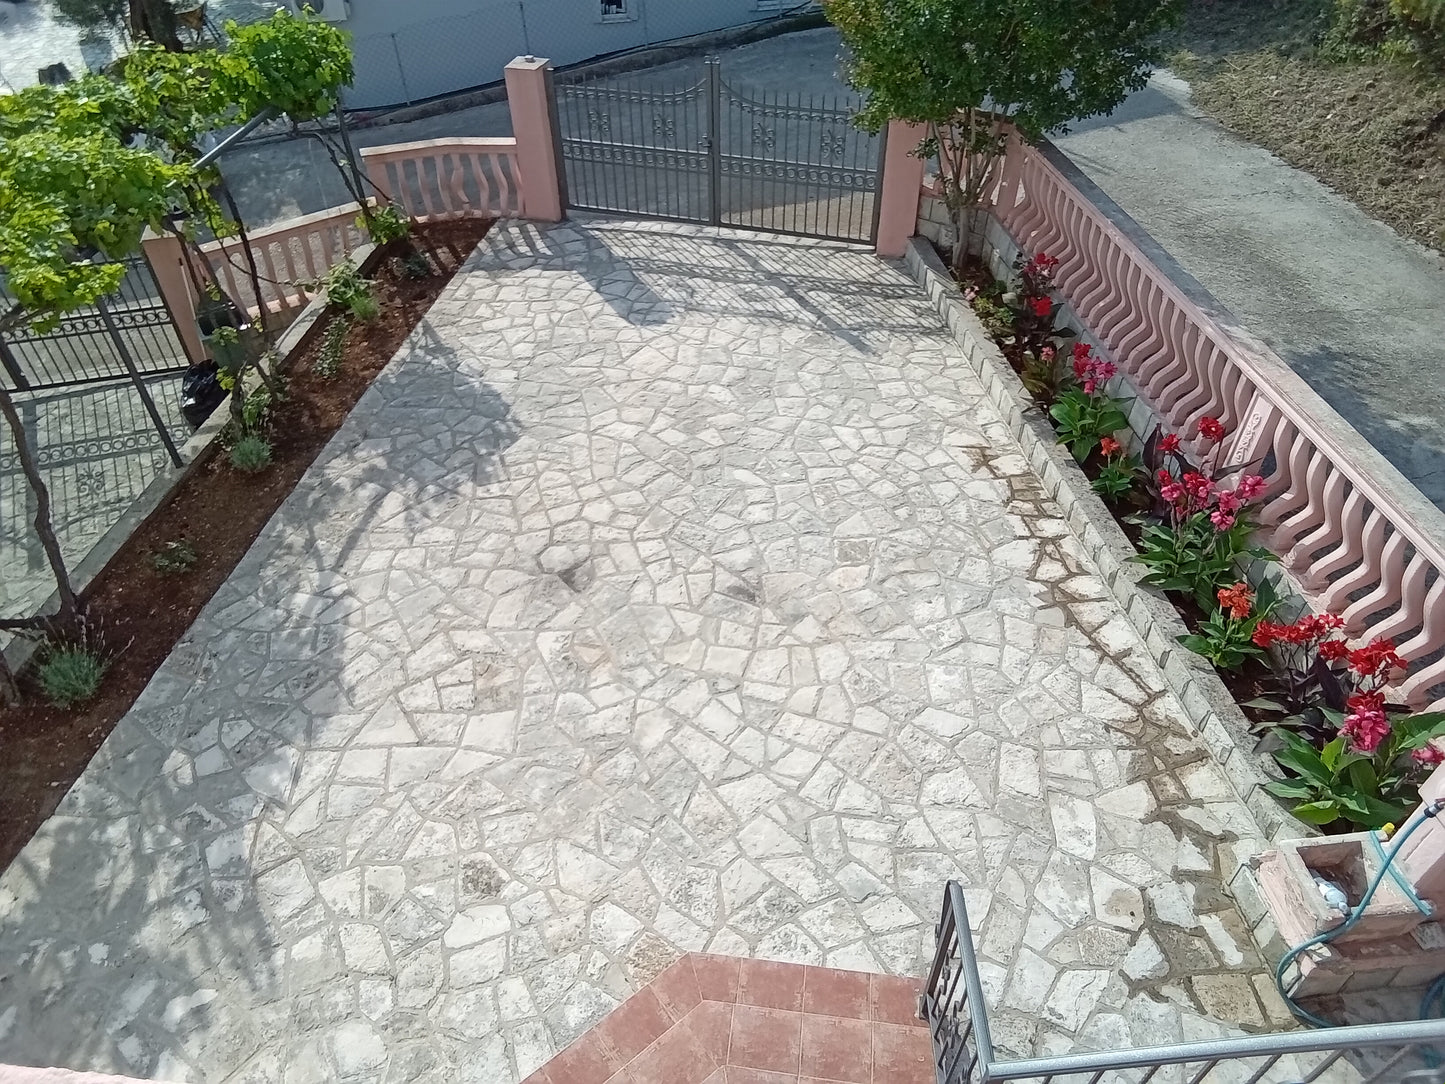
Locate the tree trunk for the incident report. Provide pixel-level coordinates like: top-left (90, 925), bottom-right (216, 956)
top-left (129, 0), bottom-right (182, 51)
top-left (0, 646), bottom-right (17, 706)
top-left (0, 385), bottom-right (81, 622)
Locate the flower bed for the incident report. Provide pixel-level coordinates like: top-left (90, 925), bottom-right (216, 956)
top-left (956, 250), bottom-right (1445, 835)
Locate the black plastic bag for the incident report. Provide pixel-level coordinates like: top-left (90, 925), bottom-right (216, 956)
top-left (181, 361), bottom-right (226, 430)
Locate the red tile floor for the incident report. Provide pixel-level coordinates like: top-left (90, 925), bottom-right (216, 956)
top-left (521, 954), bottom-right (934, 1084)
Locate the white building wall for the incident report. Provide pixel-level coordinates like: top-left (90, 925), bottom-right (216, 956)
top-left (340, 0), bottom-right (809, 108)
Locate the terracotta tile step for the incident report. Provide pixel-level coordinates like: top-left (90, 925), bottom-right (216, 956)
top-left (523, 954), bottom-right (933, 1084)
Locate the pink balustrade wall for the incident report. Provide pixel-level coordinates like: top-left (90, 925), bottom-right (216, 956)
top-left (360, 138), bottom-right (524, 224)
top-left (929, 131), bottom-right (1445, 711)
top-left (198, 202), bottom-right (370, 321)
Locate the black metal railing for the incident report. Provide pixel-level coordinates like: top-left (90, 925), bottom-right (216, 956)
top-left (924, 880), bottom-right (1445, 1083)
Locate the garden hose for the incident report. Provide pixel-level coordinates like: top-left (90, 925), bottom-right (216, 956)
top-left (1274, 798), bottom-right (1445, 1029)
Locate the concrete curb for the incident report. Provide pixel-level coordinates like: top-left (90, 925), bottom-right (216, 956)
top-left (903, 236), bottom-right (1303, 845)
top-left (0, 245), bottom-right (375, 677)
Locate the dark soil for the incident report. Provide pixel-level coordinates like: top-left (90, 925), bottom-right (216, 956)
top-left (0, 217), bottom-right (493, 872)
top-left (1169, 0), bottom-right (1445, 253)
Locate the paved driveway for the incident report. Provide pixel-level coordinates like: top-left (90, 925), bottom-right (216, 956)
top-left (0, 220), bottom-right (1283, 1082)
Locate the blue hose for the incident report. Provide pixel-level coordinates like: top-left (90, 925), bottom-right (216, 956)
top-left (1275, 799), bottom-right (1445, 1028)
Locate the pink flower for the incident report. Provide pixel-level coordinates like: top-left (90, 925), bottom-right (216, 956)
top-left (1415, 744), bottom-right (1445, 767)
top-left (1083, 379), bottom-right (1098, 394)
top-left (1236, 475), bottom-right (1267, 501)
top-left (1160, 482), bottom-right (1184, 503)
top-left (1215, 490), bottom-right (1242, 515)
top-left (1210, 509), bottom-right (1237, 531)
top-left (963, 285), bottom-right (980, 303)
top-left (1041, 345), bottom-right (1055, 362)
top-left (1342, 691), bottom-right (1390, 754)
top-left (1100, 436), bottom-right (1121, 457)
top-left (1182, 472), bottom-right (1215, 502)
top-left (1159, 433), bottom-right (1181, 454)
top-left (1093, 360), bottom-right (1117, 382)
top-left (1199, 416), bottom-right (1226, 443)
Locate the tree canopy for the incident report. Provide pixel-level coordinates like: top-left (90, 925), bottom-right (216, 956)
top-left (0, 11), bottom-right (353, 330)
top-left (825, 0), bottom-right (1184, 139)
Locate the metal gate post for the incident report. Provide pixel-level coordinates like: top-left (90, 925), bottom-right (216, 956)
top-left (95, 298), bottom-right (184, 468)
top-left (706, 58), bottom-right (723, 227)
top-left (869, 120), bottom-right (889, 248)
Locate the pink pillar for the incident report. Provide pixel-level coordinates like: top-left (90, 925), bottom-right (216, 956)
top-left (140, 230), bottom-right (206, 365)
top-left (1396, 762), bottom-right (1445, 904)
top-left (505, 56), bottom-right (564, 223)
top-left (874, 120), bottom-right (927, 259)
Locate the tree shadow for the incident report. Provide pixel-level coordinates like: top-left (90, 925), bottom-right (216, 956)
top-left (0, 328), bottom-right (521, 1077)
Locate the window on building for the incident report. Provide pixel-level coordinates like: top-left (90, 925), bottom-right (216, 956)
top-left (601, 0), bottom-right (628, 17)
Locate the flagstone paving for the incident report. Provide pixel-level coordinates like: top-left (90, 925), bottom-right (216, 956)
top-left (0, 219), bottom-right (1290, 1083)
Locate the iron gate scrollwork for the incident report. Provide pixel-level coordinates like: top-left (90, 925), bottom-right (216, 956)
top-left (555, 58), bottom-right (883, 243)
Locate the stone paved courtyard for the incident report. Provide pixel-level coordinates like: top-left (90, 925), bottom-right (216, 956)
top-left (0, 220), bottom-right (1292, 1082)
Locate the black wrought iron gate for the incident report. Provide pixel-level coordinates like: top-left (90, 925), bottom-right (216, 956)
top-left (555, 59), bottom-right (884, 243)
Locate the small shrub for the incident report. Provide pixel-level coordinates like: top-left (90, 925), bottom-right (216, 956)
top-left (971, 295), bottom-right (1013, 341)
top-left (38, 643), bottom-right (106, 709)
top-left (362, 204), bottom-right (412, 246)
top-left (314, 317), bottom-right (349, 378)
top-left (242, 385), bottom-right (273, 432)
top-left (1091, 435), bottom-right (1139, 500)
top-left (321, 258), bottom-right (379, 321)
top-left (230, 434), bottom-right (274, 473)
top-left (1178, 579), bottom-right (1282, 671)
top-left (151, 538), bottom-right (198, 574)
top-left (400, 250), bottom-right (433, 280)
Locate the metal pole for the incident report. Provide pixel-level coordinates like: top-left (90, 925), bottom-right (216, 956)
top-left (192, 107), bottom-right (279, 172)
top-left (544, 64), bottom-right (568, 212)
top-left (332, 100), bottom-right (370, 210)
top-left (95, 298), bottom-right (184, 468)
top-left (706, 58), bottom-right (722, 227)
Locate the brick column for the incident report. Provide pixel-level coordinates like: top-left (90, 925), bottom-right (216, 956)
top-left (874, 120), bottom-right (927, 259)
top-left (505, 56), bottom-right (564, 223)
top-left (140, 229), bottom-right (206, 365)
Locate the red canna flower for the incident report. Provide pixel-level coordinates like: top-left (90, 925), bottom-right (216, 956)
top-left (1072, 342), bottom-right (1092, 362)
top-left (1210, 509), bottom-right (1237, 531)
top-left (1031, 297), bottom-right (1052, 318)
top-left (1159, 433), bottom-right (1181, 454)
top-left (1198, 416), bottom-right (1226, 443)
top-left (1160, 481), bottom-right (1184, 503)
top-left (1348, 638), bottom-right (1406, 680)
top-left (1414, 744), bottom-right (1445, 767)
top-left (1217, 582), bottom-right (1253, 620)
top-left (1319, 638), bottom-right (1349, 662)
top-left (1100, 436), bottom-right (1121, 457)
top-left (1252, 621), bottom-right (1281, 648)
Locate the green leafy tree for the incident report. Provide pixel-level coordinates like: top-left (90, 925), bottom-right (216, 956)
top-left (825, 0), bottom-right (1183, 267)
top-left (0, 10), bottom-right (356, 666)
